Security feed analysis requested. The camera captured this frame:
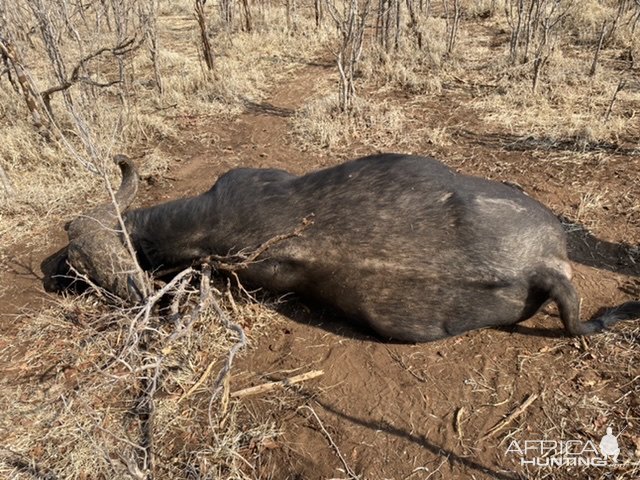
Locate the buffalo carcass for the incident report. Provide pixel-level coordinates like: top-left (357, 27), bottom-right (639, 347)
top-left (41, 153), bottom-right (640, 342)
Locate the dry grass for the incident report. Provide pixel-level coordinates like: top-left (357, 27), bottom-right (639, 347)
top-left (292, 94), bottom-right (407, 151)
top-left (287, 0), bottom-right (640, 153)
top-left (460, 1), bottom-right (639, 148)
top-left (0, 277), bottom-right (285, 479)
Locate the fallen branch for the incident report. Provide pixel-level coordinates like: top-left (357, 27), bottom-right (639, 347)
top-left (454, 406), bottom-right (465, 441)
top-left (302, 405), bottom-right (360, 480)
top-left (481, 393), bottom-right (539, 440)
top-left (231, 370), bottom-right (324, 398)
top-left (207, 215), bottom-right (315, 272)
top-left (150, 215), bottom-right (315, 279)
top-left (207, 277), bottom-right (248, 425)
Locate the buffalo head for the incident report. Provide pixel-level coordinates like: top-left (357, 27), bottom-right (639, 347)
top-left (41, 155), bottom-right (148, 303)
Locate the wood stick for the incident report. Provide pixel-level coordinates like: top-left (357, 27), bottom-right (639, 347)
top-left (454, 406), bottom-right (465, 441)
top-left (231, 370), bottom-right (324, 398)
top-left (481, 393), bottom-right (539, 440)
top-left (177, 357), bottom-right (218, 404)
top-left (303, 405), bottom-right (360, 480)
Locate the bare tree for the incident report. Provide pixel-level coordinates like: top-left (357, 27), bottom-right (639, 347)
top-left (287, 0), bottom-right (298, 31)
top-left (219, 0), bottom-right (233, 29)
top-left (325, 0), bottom-right (373, 112)
top-left (315, 0), bottom-right (324, 27)
top-left (443, 0), bottom-right (461, 56)
top-left (195, 0), bottom-right (215, 71)
top-left (406, 0), bottom-right (424, 49)
top-left (505, 0), bottom-right (573, 92)
top-left (376, 0), bottom-right (401, 52)
top-left (240, 0), bottom-right (253, 32)
top-left (531, 1), bottom-right (572, 93)
top-left (139, 0), bottom-right (163, 93)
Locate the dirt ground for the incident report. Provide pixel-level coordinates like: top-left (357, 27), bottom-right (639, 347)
top-left (2, 46), bottom-right (640, 480)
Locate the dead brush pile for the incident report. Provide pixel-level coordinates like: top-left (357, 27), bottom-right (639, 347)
top-left (0, 268), bottom-right (284, 479)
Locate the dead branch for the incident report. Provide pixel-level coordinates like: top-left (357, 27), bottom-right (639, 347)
top-left (231, 370), bottom-right (324, 398)
top-left (207, 274), bottom-right (248, 425)
top-left (208, 215), bottom-right (315, 272)
top-left (40, 37), bottom-right (138, 118)
top-left (604, 78), bottom-right (627, 121)
top-left (454, 406), bottom-right (465, 441)
top-left (589, 20), bottom-right (607, 77)
top-left (481, 393), bottom-right (539, 440)
top-left (302, 406), bottom-right (360, 480)
top-left (194, 0), bottom-right (215, 71)
top-left (324, 0), bottom-right (372, 112)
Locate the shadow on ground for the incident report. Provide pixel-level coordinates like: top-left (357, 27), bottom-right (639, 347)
top-left (562, 217), bottom-right (639, 278)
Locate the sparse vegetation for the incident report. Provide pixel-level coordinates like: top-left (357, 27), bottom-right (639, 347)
top-left (1, 0), bottom-right (638, 478)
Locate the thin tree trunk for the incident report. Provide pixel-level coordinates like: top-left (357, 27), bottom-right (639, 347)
top-left (195, 0), bottom-right (214, 71)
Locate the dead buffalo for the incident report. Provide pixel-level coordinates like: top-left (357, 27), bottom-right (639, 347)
top-left (41, 153), bottom-right (640, 342)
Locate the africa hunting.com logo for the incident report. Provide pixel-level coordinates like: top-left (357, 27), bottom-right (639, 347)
top-left (505, 426), bottom-right (633, 467)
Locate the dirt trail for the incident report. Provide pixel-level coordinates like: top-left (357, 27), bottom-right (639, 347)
top-left (2, 53), bottom-right (639, 480)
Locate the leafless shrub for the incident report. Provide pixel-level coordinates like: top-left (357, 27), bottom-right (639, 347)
top-left (325, 0), bottom-right (373, 112)
top-left (0, 263), bottom-right (270, 478)
top-left (376, 0), bottom-right (400, 52)
top-left (504, 0), bottom-right (574, 92)
top-left (406, 0), bottom-right (425, 49)
top-left (443, 0), bottom-right (462, 56)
